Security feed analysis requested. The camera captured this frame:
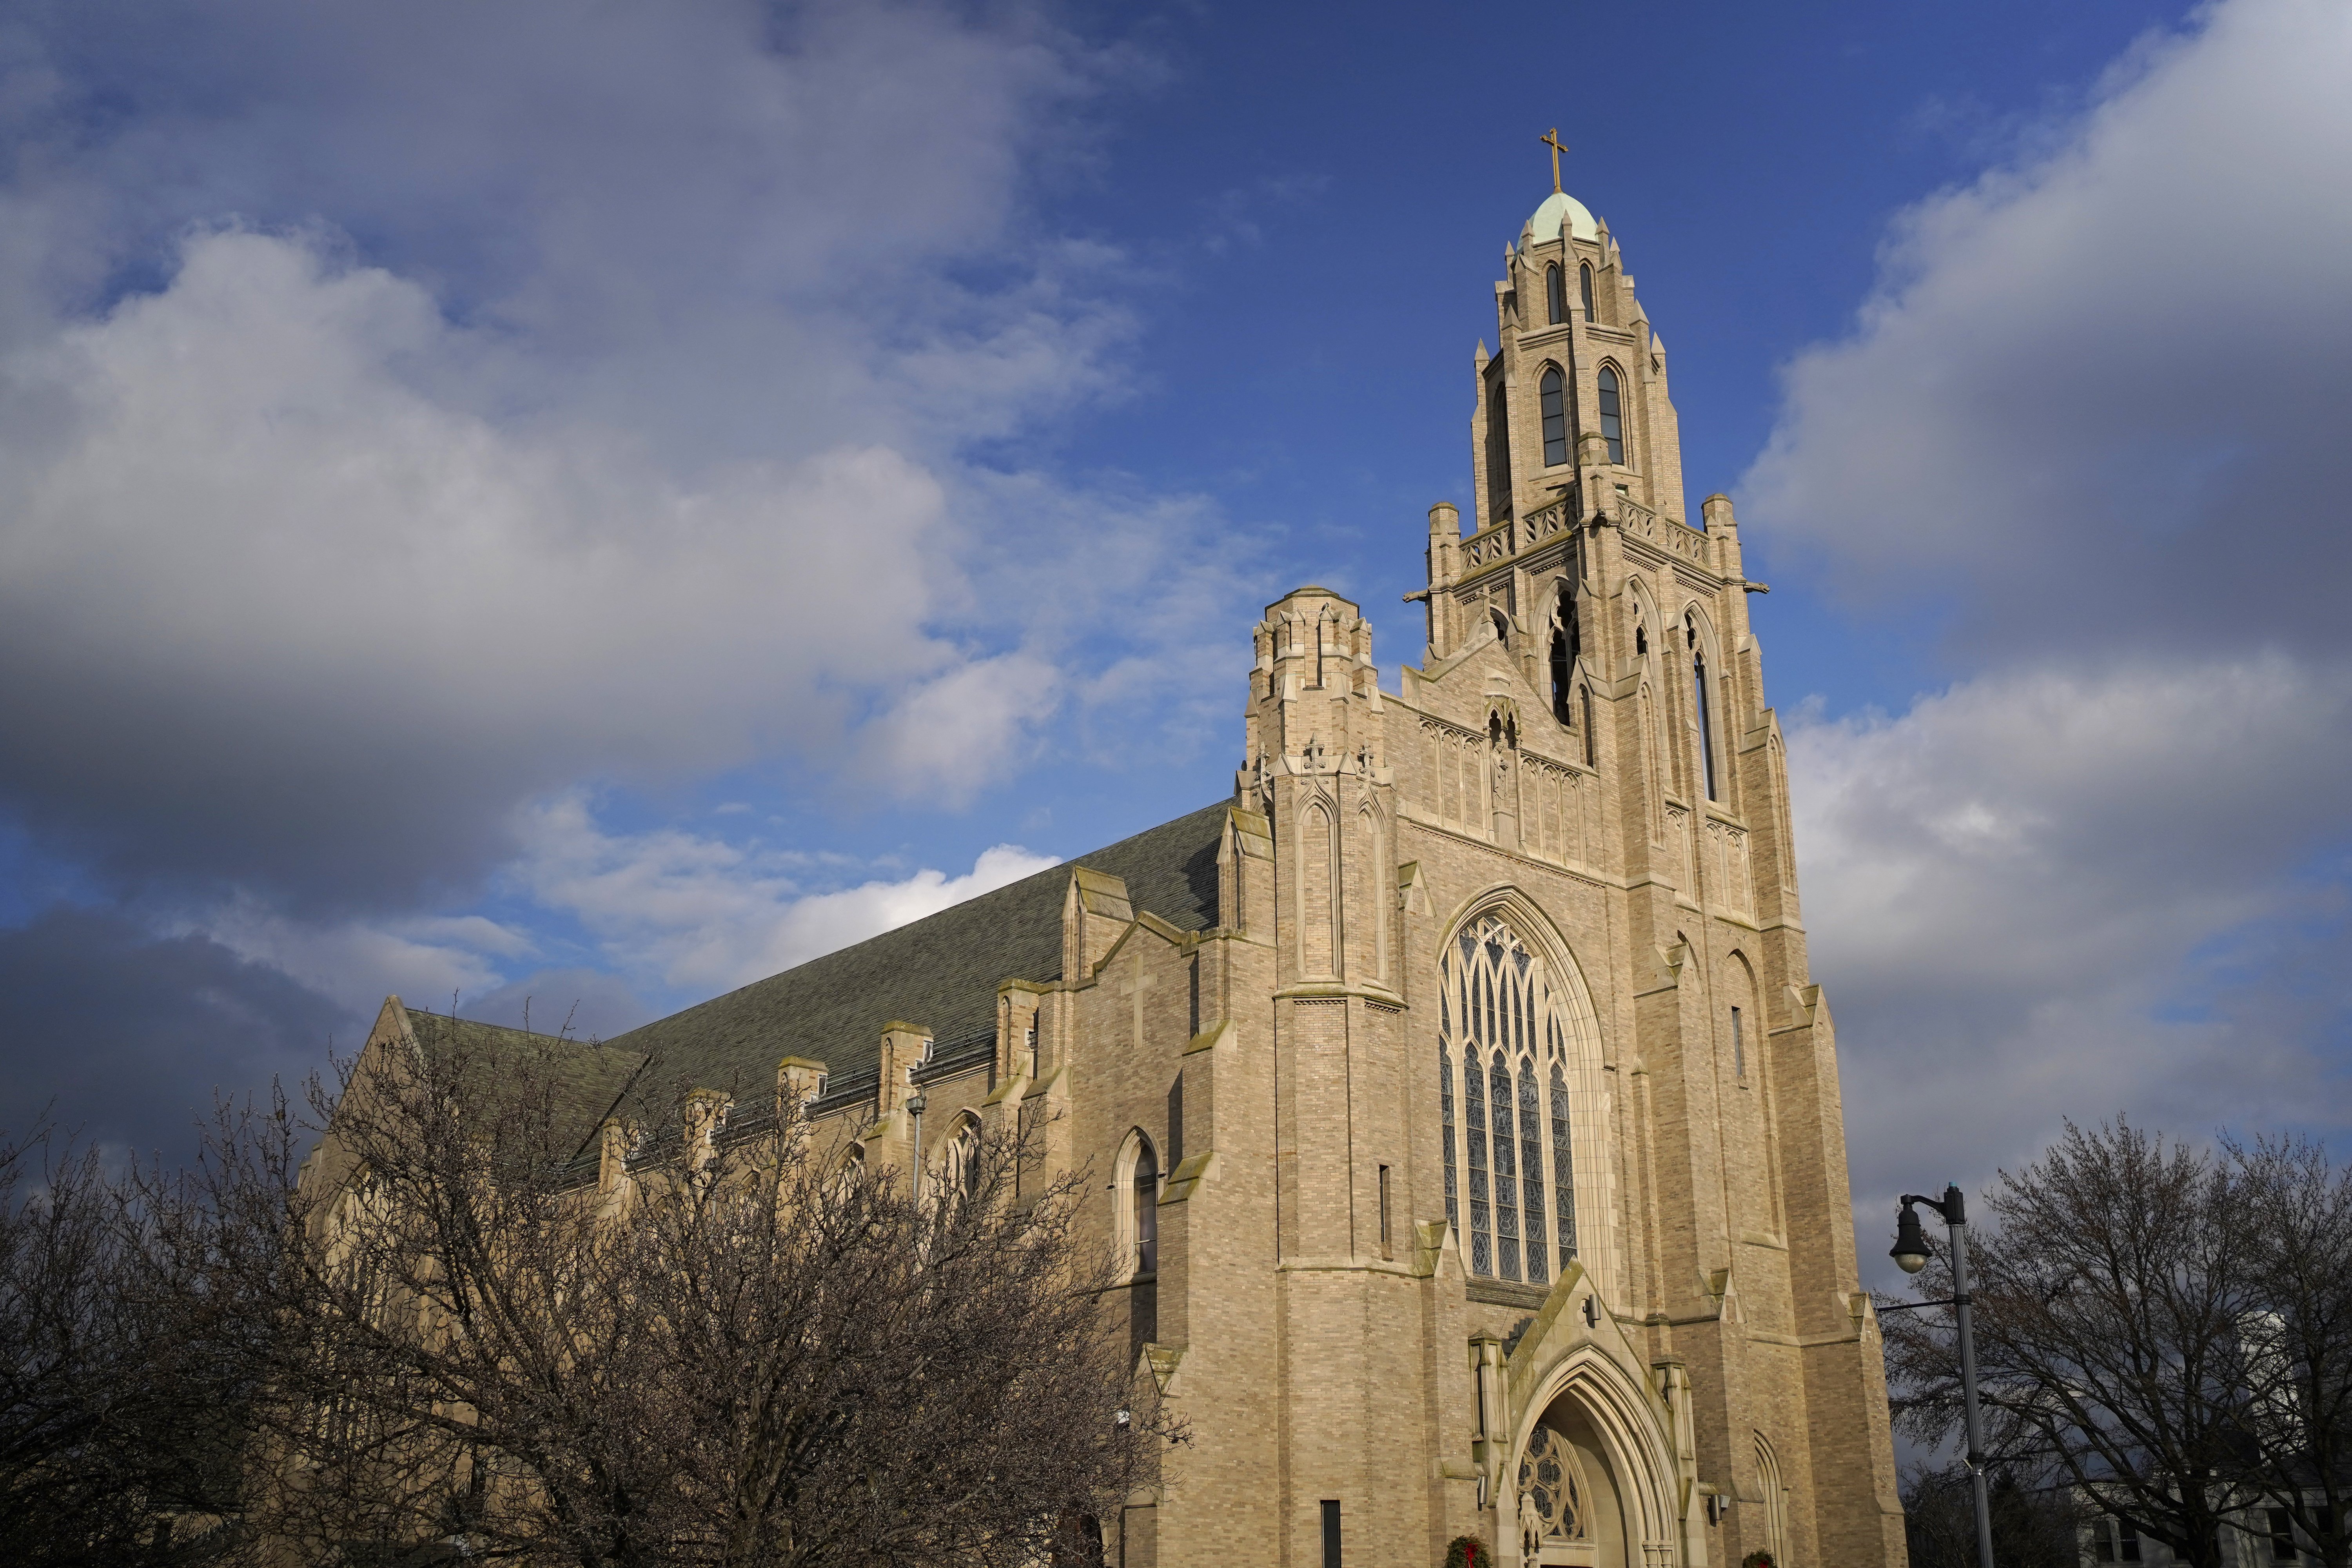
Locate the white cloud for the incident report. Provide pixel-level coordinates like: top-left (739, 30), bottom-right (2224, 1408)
top-left (1739, 0), bottom-right (2352, 1217)
top-left (858, 653), bottom-right (1065, 796)
top-left (1789, 653), bottom-right (2352, 1217)
top-left (1742, 0), bottom-right (2352, 661)
top-left (0, 1), bottom-right (1247, 914)
top-left (0, 224), bottom-right (978, 893)
top-left (193, 889), bottom-right (528, 1008)
top-left (511, 793), bottom-right (1060, 993)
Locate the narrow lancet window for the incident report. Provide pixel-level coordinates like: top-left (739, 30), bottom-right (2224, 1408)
top-left (1546, 263), bottom-right (1566, 325)
top-left (1485, 377), bottom-right (1513, 517)
top-left (1550, 597), bottom-right (1579, 726)
top-left (1597, 367), bottom-right (1624, 465)
top-left (1580, 262), bottom-right (1595, 322)
top-left (1550, 1060), bottom-right (1577, 1270)
top-left (1690, 616), bottom-right (1718, 800)
top-left (1491, 1053), bottom-right (1520, 1280)
top-left (1518, 1059), bottom-right (1546, 1284)
top-left (1540, 366), bottom-right (1568, 466)
top-left (1551, 628), bottom-right (1572, 724)
top-left (1465, 1049), bottom-right (1492, 1276)
top-left (1132, 1139), bottom-right (1159, 1274)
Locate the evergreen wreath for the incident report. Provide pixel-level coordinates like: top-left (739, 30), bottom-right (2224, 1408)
top-left (1444, 1534), bottom-right (1490, 1568)
top-left (1741, 1552), bottom-right (1778, 1568)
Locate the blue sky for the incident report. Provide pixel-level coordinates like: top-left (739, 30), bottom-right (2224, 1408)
top-left (1, 0), bottom-right (2347, 1255)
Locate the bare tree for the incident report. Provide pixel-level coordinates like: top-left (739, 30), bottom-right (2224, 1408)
top-left (1900, 1463), bottom-right (2084, 1568)
top-left (1880, 1120), bottom-right (2258, 1568)
top-left (181, 1019), bottom-right (1164, 1567)
top-left (2219, 1134), bottom-right (2352, 1568)
top-left (0, 1119), bottom-right (250, 1564)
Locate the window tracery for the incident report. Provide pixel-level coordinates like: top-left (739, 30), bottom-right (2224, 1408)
top-left (1518, 1423), bottom-right (1590, 1555)
top-left (938, 1113), bottom-right (981, 1206)
top-left (1441, 915), bottom-right (1577, 1282)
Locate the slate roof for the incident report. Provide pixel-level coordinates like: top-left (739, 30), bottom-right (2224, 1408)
top-left (397, 1008), bottom-right (657, 1163)
top-left (446, 801), bottom-right (1229, 1169)
top-left (605, 799), bottom-right (1227, 1098)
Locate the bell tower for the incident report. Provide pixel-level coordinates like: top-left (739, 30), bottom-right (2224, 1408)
top-left (1192, 162), bottom-right (1901, 1568)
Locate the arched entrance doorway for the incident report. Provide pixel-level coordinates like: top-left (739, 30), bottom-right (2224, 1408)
top-left (1515, 1394), bottom-right (1633, 1567)
top-left (1497, 1332), bottom-right (1683, 1568)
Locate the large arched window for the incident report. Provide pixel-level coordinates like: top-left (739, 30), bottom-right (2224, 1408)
top-left (1539, 366), bottom-right (1568, 467)
top-left (1688, 612), bottom-right (1717, 801)
top-left (1579, 262), bottom-right (1595, 323)
top-left (1597, 367), bottom-right (1624, 465)
top-left (1439, 915), bottom-right (1577, 1283)
top-left (1546, 263), bottom-right (1566, 325)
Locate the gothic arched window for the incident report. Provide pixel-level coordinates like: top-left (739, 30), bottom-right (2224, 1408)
top-left (1546, 264), bottom-right (1566, 325)
top-left (1597, 367), bottom-right (1624, 465)
top-left (939, 1112), bottom-right (982, 1205)
top-left (1579, 262), bottom-right (1595, 323)
top-left (1549, 596), bottom-right (1578, 725)
top-left (1539, 366), bottom-right (1568, 467)
top-left (1688, 613), bottom-right (1718, 801)
top-left (1440, 916), bottom-right (1577, 1283)
top-left (1125, 1134), bottom-right (1160, 1276)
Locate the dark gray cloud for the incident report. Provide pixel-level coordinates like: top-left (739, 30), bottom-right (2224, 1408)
top-left (0, 1), bottom-right (1264, 1148)
top-left (0, 906), bottom-right (356, 1162)
top-left (0, 0), bottom-right (1194, 912)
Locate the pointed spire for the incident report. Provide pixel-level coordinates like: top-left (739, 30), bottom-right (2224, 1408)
top-left (1475, 339), bottom-right (1490, 369)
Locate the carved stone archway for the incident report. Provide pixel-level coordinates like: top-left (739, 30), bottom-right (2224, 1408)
top-left (1492, 1266), bottom-right (1694, 1568)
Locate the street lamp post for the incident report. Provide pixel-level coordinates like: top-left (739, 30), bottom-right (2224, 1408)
top-left (1892, 1184), bottom-right (1994, 1568)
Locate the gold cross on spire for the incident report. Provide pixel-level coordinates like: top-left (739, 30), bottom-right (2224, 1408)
top-left (1540, 127), bottom-right (1570, 193)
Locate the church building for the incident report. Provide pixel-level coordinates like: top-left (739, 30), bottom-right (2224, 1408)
top-left (365, 172), bottom-right (1906, 1568)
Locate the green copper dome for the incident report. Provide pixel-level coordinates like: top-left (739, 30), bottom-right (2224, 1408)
top-left (1524, 189), bottom-right (1600, 246)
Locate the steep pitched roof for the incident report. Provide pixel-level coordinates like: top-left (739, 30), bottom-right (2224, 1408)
top-left (397, 1007), bottom-right (655, 1164)
top-left (598, 799), bottom-right (1228, 1108)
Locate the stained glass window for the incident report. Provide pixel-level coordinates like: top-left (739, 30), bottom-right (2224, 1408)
top-left (1519, 1060), bottom-right (1546, 1284)
top-left (1491, 1053), bottom-right (1519, 1280)
top-left (1440, 916), bottom-right (1579, 1281)
top-left (1550, 1060), bottom-right (1577, 1272)
top-left (1465, 1049), bottom-right (1491, 1276)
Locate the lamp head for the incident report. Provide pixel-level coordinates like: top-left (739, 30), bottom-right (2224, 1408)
top-left (1891, 1201), bottom-right (1933, 1274)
